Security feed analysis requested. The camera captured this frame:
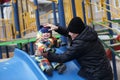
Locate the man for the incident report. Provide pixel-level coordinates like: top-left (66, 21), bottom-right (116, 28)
top-left (41, 17), bottom-right (113, 80)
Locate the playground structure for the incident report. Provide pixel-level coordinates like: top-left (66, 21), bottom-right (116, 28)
top-left (0, 0), bottom-right (120, 80)
top-left (0, 48), bottom-right (84, 80)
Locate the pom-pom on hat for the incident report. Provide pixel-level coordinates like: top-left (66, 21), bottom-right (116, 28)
top-left (67, 17), bottom-right (85, 34)
top-left (40, 25), bottom-right (51, 33)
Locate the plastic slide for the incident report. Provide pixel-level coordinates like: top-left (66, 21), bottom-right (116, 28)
top-left (0, 48), bottom-right (85, 80)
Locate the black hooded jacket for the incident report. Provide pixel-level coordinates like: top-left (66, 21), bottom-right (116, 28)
top-left (47, 25), bottom-right (113, 80)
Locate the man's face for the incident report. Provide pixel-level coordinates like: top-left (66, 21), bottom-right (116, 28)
top-left (68, 32), bottom-right (79, 40)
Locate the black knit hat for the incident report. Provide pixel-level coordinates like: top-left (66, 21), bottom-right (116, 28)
top-left (67, 17), bottom-right (85, 34)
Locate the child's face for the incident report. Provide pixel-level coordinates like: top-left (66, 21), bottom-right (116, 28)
top-left (42, 33), bottom-right (51, 39)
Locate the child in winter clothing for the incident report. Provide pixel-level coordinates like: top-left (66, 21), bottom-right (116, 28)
top-left (35, 26), bottom-right (66, 76)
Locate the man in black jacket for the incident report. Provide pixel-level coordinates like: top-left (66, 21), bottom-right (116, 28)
top-left (42, 17), bottom-right (113, 80)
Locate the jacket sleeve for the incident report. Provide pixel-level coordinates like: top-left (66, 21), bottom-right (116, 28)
top-left (55, 26), bottom-right (69, 37)
top-left (46, 40), bottom-right (86, 63)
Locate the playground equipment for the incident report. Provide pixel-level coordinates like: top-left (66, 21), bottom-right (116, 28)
top-left (0, 48), bottom-right (84, 80)
top-left (1, 0), bottom-right (120, 80)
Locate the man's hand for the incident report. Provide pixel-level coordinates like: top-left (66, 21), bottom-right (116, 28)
top-left (43, 23), bottom-right (58, 31)
top-left (41, 52), bottom-right (48, 58)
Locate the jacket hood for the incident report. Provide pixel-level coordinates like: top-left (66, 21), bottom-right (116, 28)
top-left (75, 26), bottom-right (98, 42)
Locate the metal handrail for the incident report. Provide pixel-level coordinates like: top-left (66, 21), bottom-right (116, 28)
top-left (100, 39), bottom-right (120, 58)
top-left (88, 2), bottom-right (120, 18)
top-left (93, 21), bottom-right (120, 34)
